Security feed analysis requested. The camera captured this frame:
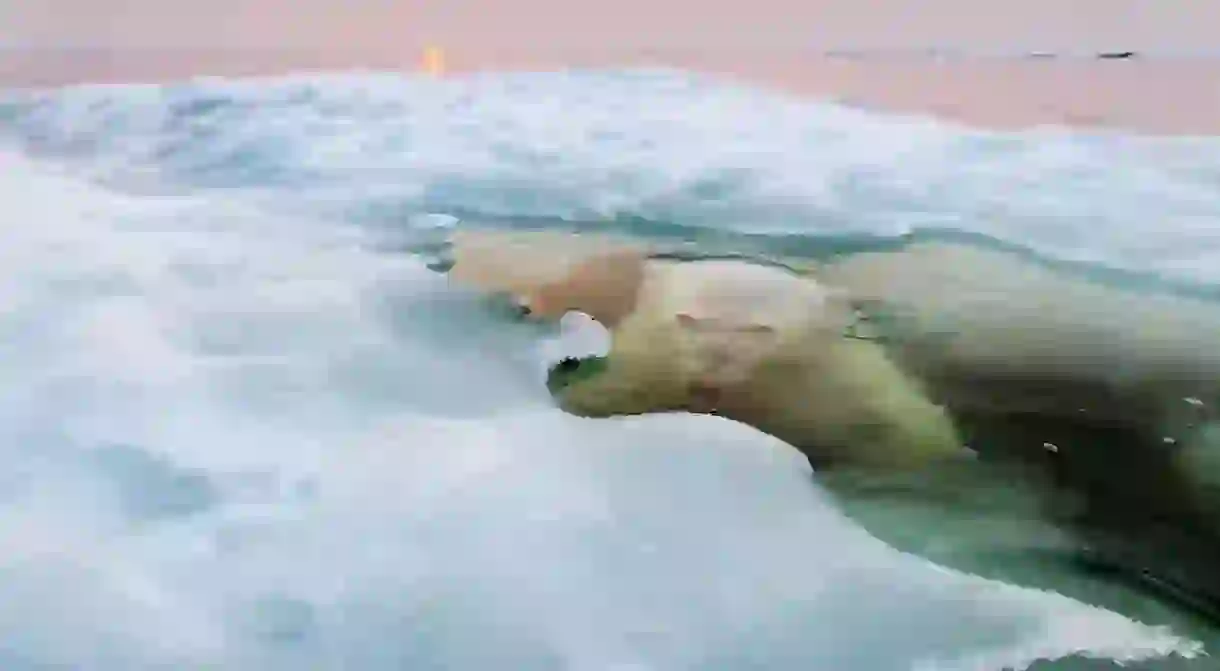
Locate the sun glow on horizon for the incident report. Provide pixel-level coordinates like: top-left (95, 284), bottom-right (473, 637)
top-left (421, 45), bottom-right (445, 76)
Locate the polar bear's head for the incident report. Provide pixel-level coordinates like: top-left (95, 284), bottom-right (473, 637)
top-left (518, 248), bottom-right (649, 327)
top-left (447, 230), bottom-right (649, 328)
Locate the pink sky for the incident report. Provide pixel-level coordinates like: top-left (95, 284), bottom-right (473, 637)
top-left (3, 1), bottom-right (1218, 136)
top-left (3, 0), bottom-right (1218, 54)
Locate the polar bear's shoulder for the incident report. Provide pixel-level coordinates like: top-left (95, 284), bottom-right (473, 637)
top-left (640, 259), bottom-right (849, 335)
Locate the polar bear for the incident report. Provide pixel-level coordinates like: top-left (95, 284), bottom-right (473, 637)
top-left (446, 230), bottom-right (967, 471)
top-left (444, 228), bottom-right (1220, 620)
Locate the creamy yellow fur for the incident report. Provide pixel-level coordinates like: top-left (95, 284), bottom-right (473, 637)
top-left (558, 291), bottom-right (964, 469)
top-left (816, 242), bottom-right (1220, 394)
top-left (447, 230), bottom-right (649, 326)
top-left (447, 231), bottom-right (966, 470)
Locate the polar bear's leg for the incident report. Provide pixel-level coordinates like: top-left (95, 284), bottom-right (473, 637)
top-left (716, 337), bottom-right (965, 471)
